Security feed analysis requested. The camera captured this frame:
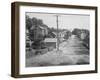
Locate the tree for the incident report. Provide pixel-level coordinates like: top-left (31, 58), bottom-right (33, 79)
top-left (64, 30), bottom-right (71, 40)
top-left (72, 28), bottom-right (90, 49)
top-left (26, 15), bottom-right (32, 30)
top-left (82, 29), bottom-right (90, 49)
top-left (26, 16), bottom-right (49, 50)
top-left (72, 28), bottom-right (81, 37)
top-left (31, 17), bottom-right (38, 26)
top-left (38, 19), bottom-right (43, 25)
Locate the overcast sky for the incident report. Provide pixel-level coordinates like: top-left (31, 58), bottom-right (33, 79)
top-left (26, 13), bottom-right (90, 31)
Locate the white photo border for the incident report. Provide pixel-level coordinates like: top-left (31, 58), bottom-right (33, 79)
top-left (19, 5), bottom-right (96, 75)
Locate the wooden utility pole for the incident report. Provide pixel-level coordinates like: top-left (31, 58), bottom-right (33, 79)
top-left (56, 15), bottom-right (59, 51)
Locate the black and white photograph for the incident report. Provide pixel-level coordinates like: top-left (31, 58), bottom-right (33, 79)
top-left (11, 2), bottom-right (97, 77)
top-left (25, 13), bottom-right (90, 67)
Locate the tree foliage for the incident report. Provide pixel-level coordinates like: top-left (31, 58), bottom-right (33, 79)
top-left (26, 15), bottom-right (48, 49)
top-left (72, 28), bottom-right (90, 49)
top-left (26, 15), bottom-right (32, 30)
top-left (63, 30), bottom-right (71, 40)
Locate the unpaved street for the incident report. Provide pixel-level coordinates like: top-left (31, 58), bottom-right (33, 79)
top-left (26, 35), bottom-right (89, 67)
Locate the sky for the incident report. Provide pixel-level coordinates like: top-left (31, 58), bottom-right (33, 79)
top-left (26, 12), bottom-right (90, 31)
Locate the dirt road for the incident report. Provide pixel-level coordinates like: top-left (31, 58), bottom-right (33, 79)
top-left (26, 35), bottom-right (89, 67)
